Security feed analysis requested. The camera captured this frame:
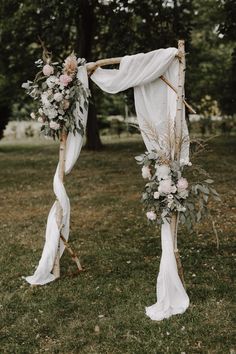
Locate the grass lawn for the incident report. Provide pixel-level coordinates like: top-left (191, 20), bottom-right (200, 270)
top-left (0, 136), bottom-right (235, 354)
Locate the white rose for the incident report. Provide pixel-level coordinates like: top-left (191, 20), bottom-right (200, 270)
top-left (142, 166), bottom-right (151, 179)
top-left (155, 164), bottom-right (170, 181)
top-left (49, 121), bottom-right (60, 130)
top-left (41, 94), bottom-right (51, 108)
top-left (171, 185), bottom-right (177, 193)
top-left (38, 117), bottom-right (44, 123)
top-left (54, 92), bottom-right (63, 102)
top-left (46, 76), bottom-right (57, 88)
top-left (47, 108), bottom-right (57, 119)
top-left (154, 191), bottom-right (160, 199)
top-left (177, 177), bottom-right (188, 191)
top-left (158, 179), bottom-right (172, 194)
top-left (30, 112), bottom-right (36, 119)
top-left (146, 211), bottom-right (157, 221)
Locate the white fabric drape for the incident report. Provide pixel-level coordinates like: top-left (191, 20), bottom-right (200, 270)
top-left (91, 48), bottom-right (190, 320)
top-left (145, 221), bottom-right (189, 320)
top-left (25, 66), bottom-right (88, 285)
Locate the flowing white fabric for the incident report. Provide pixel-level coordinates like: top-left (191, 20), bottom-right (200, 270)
top-left (91, 48), bottom-right (189, 163)
top-left (145, 221), bottom-right (189, 320)
top-left (91, 48), bottom-right (190, 320)
top-left (25, 66), bottom-right (88, 285)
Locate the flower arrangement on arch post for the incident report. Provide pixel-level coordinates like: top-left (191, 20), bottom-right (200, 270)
top-left (22, 49), bottom-right (90, 140)
top-left (135, 150), bottom-right (220, 231)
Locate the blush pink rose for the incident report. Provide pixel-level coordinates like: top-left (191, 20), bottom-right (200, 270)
top-left (59, 74), bottom-right (72, 86)
top-left (43, 64), bottom-right (54, 76)
top-left (177, 177), bottom-right (188, 190)
top-left (146, 211), bottom-right (157, 221)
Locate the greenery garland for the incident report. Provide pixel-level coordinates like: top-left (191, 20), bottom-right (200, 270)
top-left (22, 51), bottom-right (90, 140)
top-left (135, 149), bottom-right (220, 231)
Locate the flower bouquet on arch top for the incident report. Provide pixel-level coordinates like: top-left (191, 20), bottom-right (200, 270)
top-left (135, 149), bottom-right (221, 231)
top-left (22, 47), bottom-right (90, 139)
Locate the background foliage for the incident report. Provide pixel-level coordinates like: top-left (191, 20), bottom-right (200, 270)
top-left (0, 0), bottom-right (235, 143)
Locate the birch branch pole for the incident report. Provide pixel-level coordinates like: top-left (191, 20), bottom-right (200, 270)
top-left (52, 129), bottom-right (67, 278)
top-left (171, 39), bottom-right (186, 286)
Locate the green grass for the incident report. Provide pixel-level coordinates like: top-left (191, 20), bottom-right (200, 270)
top-left (0, 136), bottom-right (235, 354)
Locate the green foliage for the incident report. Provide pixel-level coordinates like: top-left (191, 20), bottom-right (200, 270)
top-left (0, 0), bottom-right (193, 134)
top-left (0, 0), bottom-right (235, 139)
top-left (22, 54), bottom-right (90, 139)
top-left (188, 0), bottom-right (236, 115)
top-left (135, 150), bottom-right (220, 231)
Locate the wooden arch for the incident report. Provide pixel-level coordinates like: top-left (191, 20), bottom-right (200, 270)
top-left (53, 40), bottom-right (190, 286)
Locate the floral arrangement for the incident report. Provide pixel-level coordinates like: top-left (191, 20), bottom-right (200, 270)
top-left (135, 151), bottom-right (220, 230)
top-left (22, 50), bottom-right (90, 139)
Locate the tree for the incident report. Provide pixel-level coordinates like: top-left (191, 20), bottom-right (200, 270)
top-left (5, 0), bottom-right (235, 143)
top-left (218, 0), bottom-right (236, 115)
top-left (75, 0), bottom-right (102, 150)
top-left (187, 0), bottom-right (235, 116)
top-left (0, 0), bottom-right (103, 149)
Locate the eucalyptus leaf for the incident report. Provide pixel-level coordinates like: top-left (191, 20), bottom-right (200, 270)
top-left (197, 211), bottom-right (201, 222)
top-left (204, 179), bottom-right (214, 184)
top-left (135, 156), bottom-right (144, 162)
top-left (198, 185), bottom-right (209, 194)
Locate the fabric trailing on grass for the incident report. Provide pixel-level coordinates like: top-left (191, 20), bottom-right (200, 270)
top-left (24, 66), bottom-right (88, 285)
top-left (91, 48), bottom-right (189, 320)
top-left (145, 221), bottom-right (189, 320)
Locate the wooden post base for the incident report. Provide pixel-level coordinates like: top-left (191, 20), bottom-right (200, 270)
top-left (60, 235), bottom-right (83, 272)
top-left (174, 249), bottom-right (186, 288)
top-left (171, 213), bottom-right (186, 288)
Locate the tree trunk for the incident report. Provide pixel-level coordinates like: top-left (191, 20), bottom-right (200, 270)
top-left (75, 0), bottom-right (102, 150)
top-left (85, 82), bottom-right (103, 150)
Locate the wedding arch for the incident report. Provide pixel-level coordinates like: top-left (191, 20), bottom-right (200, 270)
top-left (24, 40), bottom-right (200, 321)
